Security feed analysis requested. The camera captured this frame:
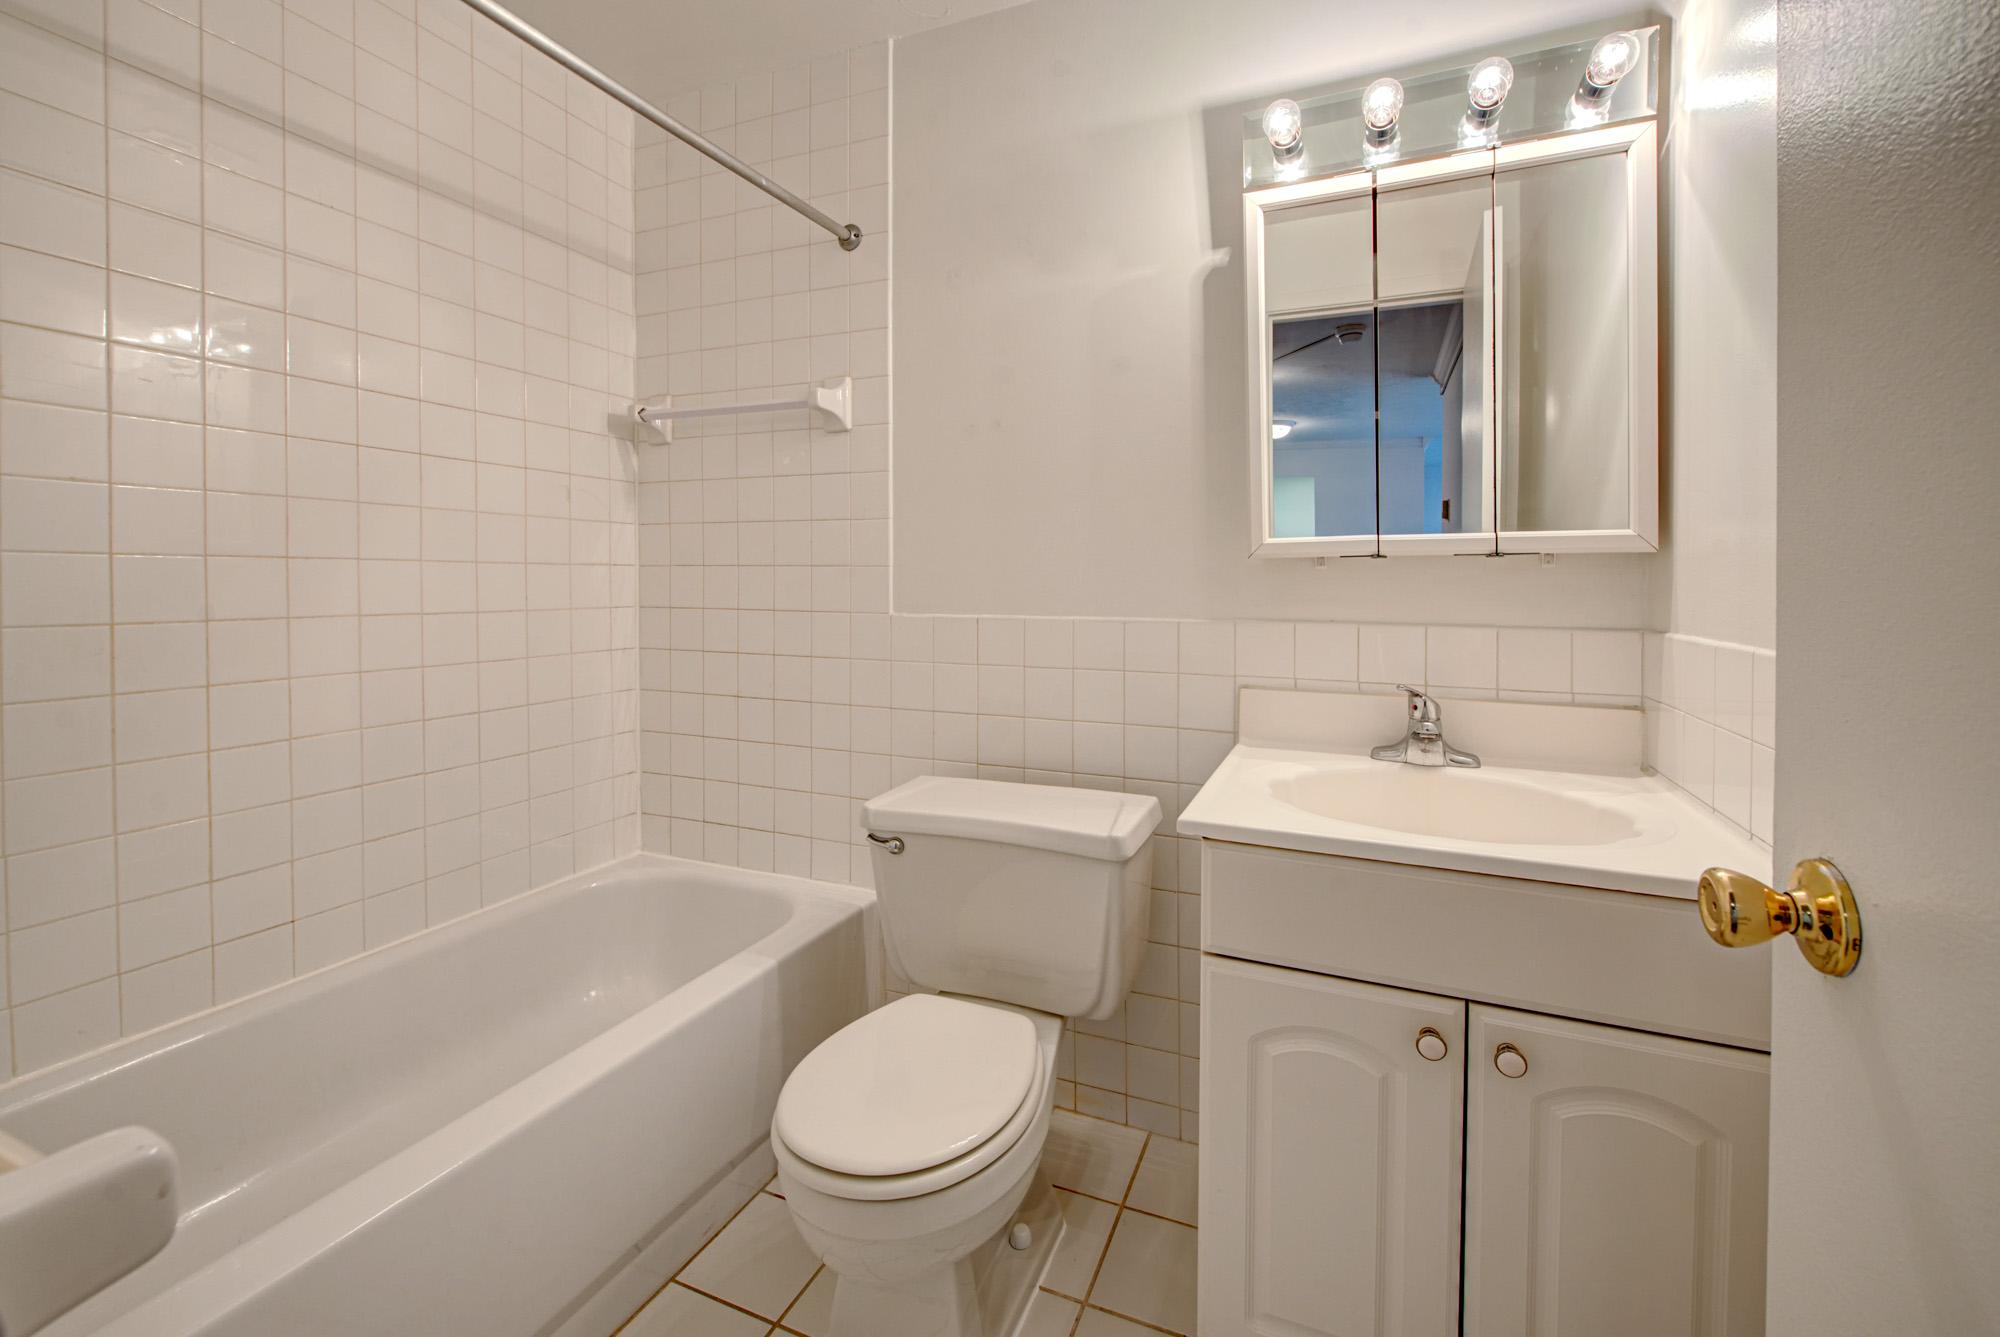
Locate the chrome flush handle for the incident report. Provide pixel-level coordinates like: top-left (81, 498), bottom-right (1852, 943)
top-left (866, 832), bottom-right (905, 855)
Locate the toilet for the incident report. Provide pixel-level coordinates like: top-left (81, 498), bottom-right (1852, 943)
top-left (770, 776), bottom-right (1161, 1337)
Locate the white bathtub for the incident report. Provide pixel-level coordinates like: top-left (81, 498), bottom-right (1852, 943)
top-left (0, 854), bottom-right (875, 1337)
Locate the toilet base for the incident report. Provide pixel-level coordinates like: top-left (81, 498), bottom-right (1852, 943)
top-left (827, 1171), bottom-right (1065, 1337)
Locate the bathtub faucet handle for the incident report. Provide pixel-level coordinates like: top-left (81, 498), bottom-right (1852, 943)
top-left (866, 832), bottom-right (905, 855)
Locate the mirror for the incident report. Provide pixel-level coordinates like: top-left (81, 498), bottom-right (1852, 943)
top-left (1270, 311), bottom-right (1375, 539)
top-left (1246, 124), bottom-right (1657, 556)
top-left (1497, 151), bottom-right (1632, 534)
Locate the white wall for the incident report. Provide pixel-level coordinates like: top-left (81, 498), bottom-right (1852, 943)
top-left (1639, 0), bottom-right (1777, 844)
top-left (1771, 0), bottom-right (2000, 1328)
top-left (0, 0), bottom-right (640, 1079)
top-left (1651, 0), bottom-right (1775, 652)
top-left (890, 0), bottom-right (1659, 624)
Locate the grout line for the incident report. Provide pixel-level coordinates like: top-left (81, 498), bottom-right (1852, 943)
top-left (608, 1181), bottom-right (768, 1336)
top-left (770, 1263), bottom-right (822, 1333)
top-left (674, 1280), bottom-right (793, 1327)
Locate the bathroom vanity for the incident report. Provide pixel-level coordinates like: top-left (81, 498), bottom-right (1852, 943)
top-left (1182, 689), bottom-right (1773, 1337)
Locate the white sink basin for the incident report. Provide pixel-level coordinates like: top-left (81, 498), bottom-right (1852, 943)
top-left (1272, 766), bottom-right (1642, 846)
top-left (1175, 689), bottom-right (1771, 899)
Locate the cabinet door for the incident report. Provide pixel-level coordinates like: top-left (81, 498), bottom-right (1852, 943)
top-left (1199, 955), bottom-right (1465, 1337)
top-left (1463, 1006), bottom-right (1770, 1337)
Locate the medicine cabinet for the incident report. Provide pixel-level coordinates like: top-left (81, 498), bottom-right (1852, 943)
top-left (1244, 51), bottom-right (1660, 558)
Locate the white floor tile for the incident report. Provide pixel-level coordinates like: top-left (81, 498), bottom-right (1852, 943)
top-left (1091, 1210), bottom-right (1197, 1335)
top-left (1075, 1307), bottom-right (1159, 1337)
top-left (676, 1193), bottom-right (821, 1321)
top-left (1020, 1289), bottom-right (1082, 1337)
top-left (621, 1283), bottom-right (770, 1337)
top-left (1043, 1189), bottom-right (1118, 1300)
top-left (776, 1266), bottom-right (833, 1336)
top-left (1125, 1136), bottom-right (1197, 1227)
top-left (1043, 1109), bottom-right (1146, 1201)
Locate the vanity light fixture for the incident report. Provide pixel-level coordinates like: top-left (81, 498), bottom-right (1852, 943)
top-left (1361, 76), bottom-right (1404, 164)
top-left (1466, 56), bottom-right (1514, 117)
top-left (1570, 31), bottom-right (1642, 124)
top-left (1460, 56), bottom-right (1513, 145)
top-left (1271, 420), bottom-right (1296, 440)
top-left (1361, 77), bottom-right (1404, 140)
top-left (1262, 98), bottom-right (1305, 164)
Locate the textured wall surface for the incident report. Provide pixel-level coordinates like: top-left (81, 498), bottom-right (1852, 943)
top-left (1771, 0), bottom-right (2000, 1330)
top-left (0, 0), bottom-right (640, 1079)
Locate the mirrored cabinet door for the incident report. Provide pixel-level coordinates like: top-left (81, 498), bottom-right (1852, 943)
top-left (1497, 150), bottom-right (1635, 539)
top-left (1247, 122), bottom-right (1657, 558)
top-left (1375, 175), bottom-right (1497, 546)
top-left (1260, 187), bottom-right (1378, 551)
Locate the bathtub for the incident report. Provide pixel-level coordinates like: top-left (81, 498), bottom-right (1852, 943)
top-left (0, 854), bottom-right (875, 1337)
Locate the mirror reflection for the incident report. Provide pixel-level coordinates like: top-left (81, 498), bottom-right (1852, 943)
top-left (1270, 312), bottom-right (1375, 539)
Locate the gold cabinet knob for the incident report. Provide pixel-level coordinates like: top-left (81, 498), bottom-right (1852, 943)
top-left (1493, 1043), bottom-right (1527, 1078)
top-left (1415, 1027), bottom-right (1449, 1062)
top-left (1697, 858), bottom-right (1862, 977)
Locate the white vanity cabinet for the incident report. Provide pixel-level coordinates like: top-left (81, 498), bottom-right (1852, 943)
top-left (1198, 843), bottom-right (1772, 1337)
top-left (1462, 1007), bottom-right (1770, 1337)
top-left (1201, 958), bottom-right (1465, 1337)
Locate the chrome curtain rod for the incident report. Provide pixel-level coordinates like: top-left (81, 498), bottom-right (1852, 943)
top-left (455, 0), bottom-right (863, 251)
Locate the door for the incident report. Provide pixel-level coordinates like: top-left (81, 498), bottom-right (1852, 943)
top-left (1772, 1), bottom-right (2000, 1331)
top-left (1199, 956), bottom-right (1464, 1337)
top-left (1461, 1006), bottom-right (1770, 1337)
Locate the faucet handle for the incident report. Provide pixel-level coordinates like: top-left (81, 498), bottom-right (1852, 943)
top-left (1394, 685), bottom-right (1441, 722)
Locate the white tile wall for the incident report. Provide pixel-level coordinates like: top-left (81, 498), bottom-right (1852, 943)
top-left (1644, 631), bottom-right (1775, 847)
top-left (628, 41), bottom-right (1666, 1142)
top-left (0, 0), bottom-right (641, 1079)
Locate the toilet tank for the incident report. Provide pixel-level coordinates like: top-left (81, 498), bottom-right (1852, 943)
top-left (861, 778), bottom-right (1162, 1021)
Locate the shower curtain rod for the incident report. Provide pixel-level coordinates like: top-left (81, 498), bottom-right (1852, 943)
top-left (455, 0), bottom-right (864, 251)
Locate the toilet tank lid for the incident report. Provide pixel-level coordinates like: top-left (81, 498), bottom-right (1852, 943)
top-left (863, 777), bottom-right (1161, 861)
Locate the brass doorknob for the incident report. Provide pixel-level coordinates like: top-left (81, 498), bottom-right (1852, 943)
top-left (1697, 858), bottom-right (1862, 977)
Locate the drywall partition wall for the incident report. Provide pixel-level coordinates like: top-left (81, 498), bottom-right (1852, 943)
top-left (891, 0), bottom-right (1659, 623)
top-left (0, 0), bottom-right (641, 1079)
top-left (1639, 0), bottom-right (1777, 839)
top-left (1651, 0), bottom-right (1775, 654)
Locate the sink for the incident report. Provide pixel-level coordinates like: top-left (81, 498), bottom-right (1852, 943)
top-left (1176, 688), bottom-right (1770, 900)
top-left (1272, 766), bottom-right (1641, 846)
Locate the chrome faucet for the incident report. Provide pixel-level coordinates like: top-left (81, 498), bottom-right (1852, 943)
top-left (1371, 685), bottom-right (1481, 768)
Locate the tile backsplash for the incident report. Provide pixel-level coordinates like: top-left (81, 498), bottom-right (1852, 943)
top-left (0, 0), bottom-right (641, 1078)
top-left (1644, 631), bottom-right (1775, 847)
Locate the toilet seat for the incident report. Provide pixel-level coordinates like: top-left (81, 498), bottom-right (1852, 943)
top-left (772, 996), bottom-right (1056, 1203)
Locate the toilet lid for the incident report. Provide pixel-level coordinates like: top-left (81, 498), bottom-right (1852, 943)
top-left (774, 994), bottom-right (1040, 1178)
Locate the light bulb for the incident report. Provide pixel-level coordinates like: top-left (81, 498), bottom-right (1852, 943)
top-left (1262, 98), bottom-right (1304, 155)
top-left (1361, 78), bottom-right (1404, 134)
top-left (1584, 31), bottom-right (1642, 90)
top-left (1467, 56), bottom-right (1514, 112)
top-left (1271, 420), bottom-right (1295, 440)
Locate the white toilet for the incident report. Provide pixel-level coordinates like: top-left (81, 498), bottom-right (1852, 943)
top-left (770, 776), bottom-right (1161, 1337)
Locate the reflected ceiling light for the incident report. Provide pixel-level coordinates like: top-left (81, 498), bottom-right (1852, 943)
top-left (1262, 98), bottom-right (1305, 163)
top-left (1271, 420), bottom-right (1296, 439)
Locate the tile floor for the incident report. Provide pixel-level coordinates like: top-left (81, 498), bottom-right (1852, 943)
top-left (618, 1111), bottom-right (1197, 1337)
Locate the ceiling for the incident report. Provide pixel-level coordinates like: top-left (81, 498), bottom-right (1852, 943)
top-left (495, 0), bottom-right (1035, 106)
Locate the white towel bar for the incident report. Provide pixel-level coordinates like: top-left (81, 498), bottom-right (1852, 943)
top-left (634, 378), bottom-right (852, 441)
